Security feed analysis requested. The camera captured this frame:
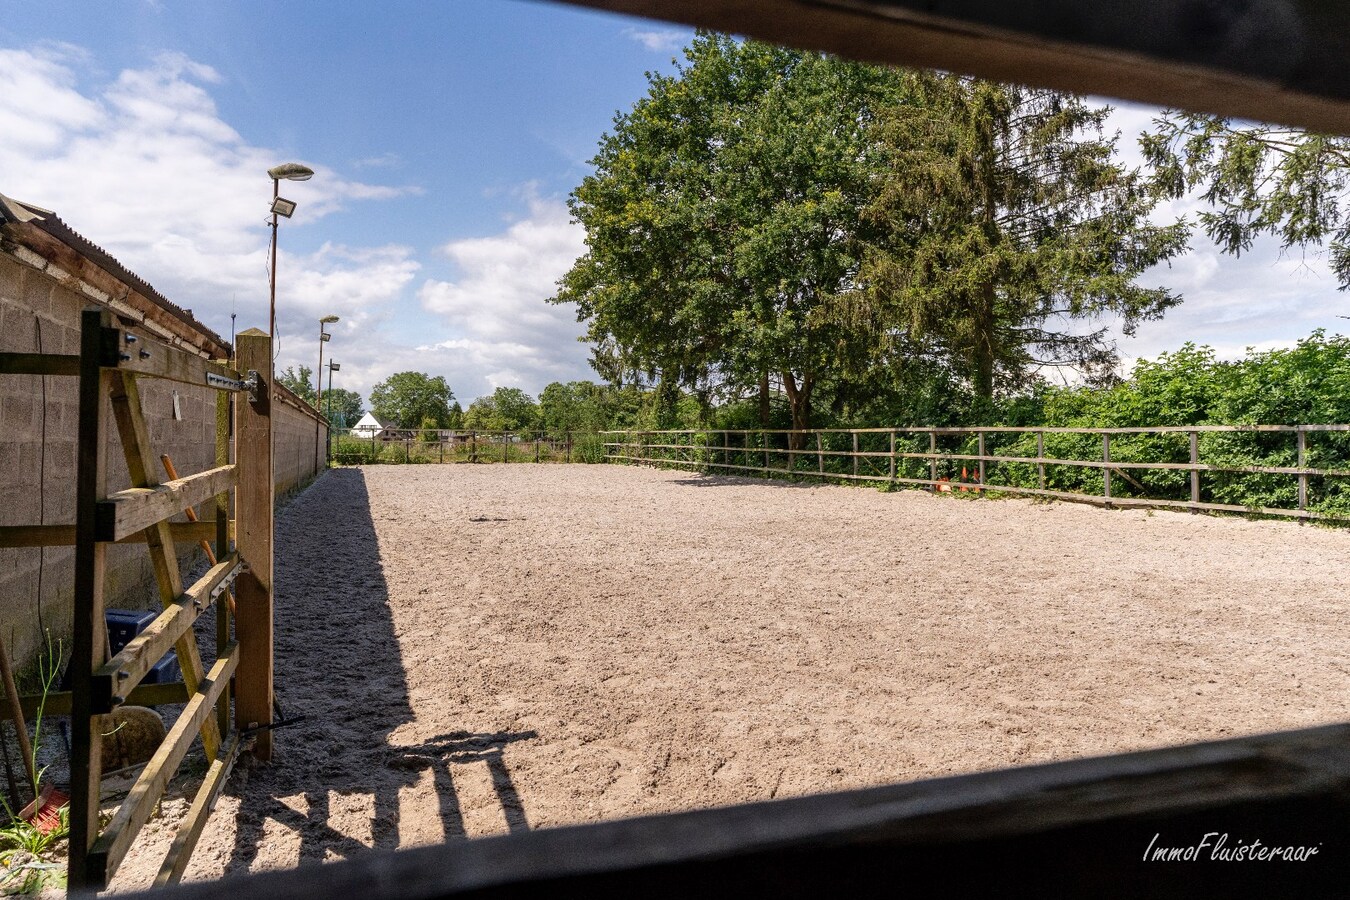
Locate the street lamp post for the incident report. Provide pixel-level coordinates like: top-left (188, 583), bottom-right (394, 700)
top-left (266, 163), bottom-right (315, 339)
top-left (316, 314), bottom-right (339, 408)
top-left (314, 314), bottom-right (338, 469)
top-left (326, 360), bottom-right (341, 463)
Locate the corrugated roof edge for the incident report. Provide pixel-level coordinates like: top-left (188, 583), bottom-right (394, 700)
top-left (0, 191), bottom-right (232, 355)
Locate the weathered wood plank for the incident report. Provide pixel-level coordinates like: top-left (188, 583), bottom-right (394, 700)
top-left (68, 310), bottom-right (110, 892)
top-left (108, 370), bottom-right (222, 760)
top-left (86, 644), bottom-right (238, 886)
top-left (0, 520), bottom-right (221, 548)
top-left (555, 1), bottom-right (1350, 135)
top-left (126, 722), bottom-right (1350, 900)
top-left (154, 732), bottom-right (244, 887)
top-left (90, 553), bottom-right (240, 712)
top-left (101, 324), bottom-right (240, 390)
top-left (234, 328), bottom-right (275, 759)
top-left (19, 681), bottom-right (189, 719)
top-left (0, 351), bottom-right (79, 376)
top-left (95, 464), bottom-right (236, 542)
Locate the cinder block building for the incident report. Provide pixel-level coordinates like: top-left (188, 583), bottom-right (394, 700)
top-left (0, 192), bottom-right (326, 668)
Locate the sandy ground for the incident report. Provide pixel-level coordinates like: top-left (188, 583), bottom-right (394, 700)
top-left (111, 463), bottom-right (1350, 889)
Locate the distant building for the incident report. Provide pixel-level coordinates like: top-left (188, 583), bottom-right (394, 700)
top-left (351, 411), bottom-right (396, 440)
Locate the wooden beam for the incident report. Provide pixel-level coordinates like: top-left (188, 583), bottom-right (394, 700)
top-left (121, 722), bottom-right (1350, 900)
top-left (95, 464), bottom-right (236, 542)
top-left (68, 310), bottom-right (110, 893)
top-left (0, 352), bottom-right (79, 376)
top-left (3, 220), bottom-right (230, 359)
top-left (0, 520), bottom-right (222, 548)
top-left (101, 324), bottom-right (241, 391)
top-left (86, 644), bottom-right (238, 887)
top-left (107, 369), bottom-right (222, 760)
top-left (234, 328), bottom-right (275, 760)
top-left (154, 732), bottom-right (244, 887)
top-left (19, 681), bottom-right (189, 719)
top-left (90, 553), bottom-right (240, 712)
top-left (554, 1), bottom-right (1350, 135)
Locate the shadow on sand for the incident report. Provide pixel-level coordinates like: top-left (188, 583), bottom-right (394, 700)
top-left (225, 468), bottom-right (535, 873)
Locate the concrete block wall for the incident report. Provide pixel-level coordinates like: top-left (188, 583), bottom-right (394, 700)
top-left (0, 251), bottom-right (327, 668)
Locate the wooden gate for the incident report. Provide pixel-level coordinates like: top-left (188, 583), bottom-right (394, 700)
top-left (0, 309), bottom-right (275, 890)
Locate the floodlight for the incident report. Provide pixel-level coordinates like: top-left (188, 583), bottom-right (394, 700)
top-left (330, 362), bottom-right (341, 372)
top-left (271, 197), bottom-right (297, 218)
top-left (267, 163), bottom-right (315, 182)
top-left (320, 332), bottom-right (331, 342)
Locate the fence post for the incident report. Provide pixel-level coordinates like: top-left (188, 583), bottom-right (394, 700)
top-left (929, 430), bottom-right (937, 487)
top-left (889, 430), bottom-right (896, 482)
top-left (440, 439), bottom-right (444, 464)
top-left (536, 433), bottom-right (541, 463)
top-left (1297, 426), bottom-right (1308, 514)
top-left (763, 431), bottom-right (769, 474)
top-left (1102, 433), bottom-right (1112, 503)
top-left (504, 432), bottom-right (509, 463)
top-left (370, 433), bottom-right (375, 462)
top-left (405, 438), bottom-right (410, 463)
top-left (69, 310), bottom-right (111, 888)
top-left (1037, 430), bottom-right (1046, 490)
top-left (817, 431), bottom-right (824, 475)
top-left (471, 431), bottom-right (478, 463)
top-left (1190, 430), bottom-right (1200, 511)
top-left (852, 431), bottom-right (859, 477)
top-left (235, 327), bottom-right (275, 760)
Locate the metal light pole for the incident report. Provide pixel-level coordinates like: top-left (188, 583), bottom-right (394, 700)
top-left (316, 315), bottom-right (339, 408)
top-left (266, 163), bottom-right (315, 339)
top-left (326, 360), bottom-right (341, 463)
top-left (314, 315), bottom-right (338, 470)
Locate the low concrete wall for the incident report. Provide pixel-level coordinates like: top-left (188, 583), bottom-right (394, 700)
top-left (0, 250), bottom-right (327, 668)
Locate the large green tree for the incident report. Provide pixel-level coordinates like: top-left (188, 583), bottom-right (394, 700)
top-left (277, 365), bottom-right (316, 405)
top-left (1141, 113), bottom-right (1350, 288)
top-left (862, 74), bottom-right (1189, 405)
top-left (369, 371), bottom-right (454, 429)
top-left (320, 388), bottom-right (363, 428)
top-left (463, 387), bottom-right (539, 432)
top-left (554, 33), bottom-right (906, 440)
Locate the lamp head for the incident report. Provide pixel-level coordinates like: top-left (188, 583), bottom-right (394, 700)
top-left (268, 163), bottom-right (315, 182)
top-left (320, 314), bottom-right (340, 324)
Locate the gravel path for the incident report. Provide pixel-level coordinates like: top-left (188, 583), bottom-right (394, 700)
top-left (113, 463), bottom-right (1350, 889)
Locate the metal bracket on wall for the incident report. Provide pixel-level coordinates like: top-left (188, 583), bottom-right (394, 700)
top-left (242, 370), bottom-right (261, 404)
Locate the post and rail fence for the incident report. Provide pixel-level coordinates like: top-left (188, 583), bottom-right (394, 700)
top-left (601, 426), bottom-right (1350, 522)
top-left (330, 429), bottom-right (601, 466)
top-left (0, 311), bottom-right (276, 891)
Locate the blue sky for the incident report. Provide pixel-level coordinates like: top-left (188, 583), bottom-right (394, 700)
top-left (0, 1), bottom-right (1344, 406)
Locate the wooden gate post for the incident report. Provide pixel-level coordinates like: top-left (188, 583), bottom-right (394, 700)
top-left (234, 329), bottom-right (275, 760)
top-left (69, 310), bottom-right (111, 890)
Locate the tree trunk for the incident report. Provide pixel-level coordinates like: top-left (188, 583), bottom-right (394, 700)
top-left (972, 280), bottom-right (997, 408)
top-left (781, 372), bottom-right (812, 450)
top-left (758, 371), bottom-right (770, 428)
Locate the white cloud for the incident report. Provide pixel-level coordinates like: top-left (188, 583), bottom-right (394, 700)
top-left (0, 45), bottom-right (418, 361)
top-left (414, 191), bottom-right (592, 399)
top-left (621, 26), bottom-right (687, 53)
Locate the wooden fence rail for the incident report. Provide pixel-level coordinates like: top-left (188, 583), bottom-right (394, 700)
top-left (602, 426), bottom-right (1350, 522)
top-left (331, 430), bottom-right (584, 465)
top-left (1, 312), bottom-right (274, 890)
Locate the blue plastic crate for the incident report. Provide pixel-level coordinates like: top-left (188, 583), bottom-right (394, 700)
top-left (105, 608), bottom-right (157, 654)
top-left (105, 607), bottom-right (180, 685)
